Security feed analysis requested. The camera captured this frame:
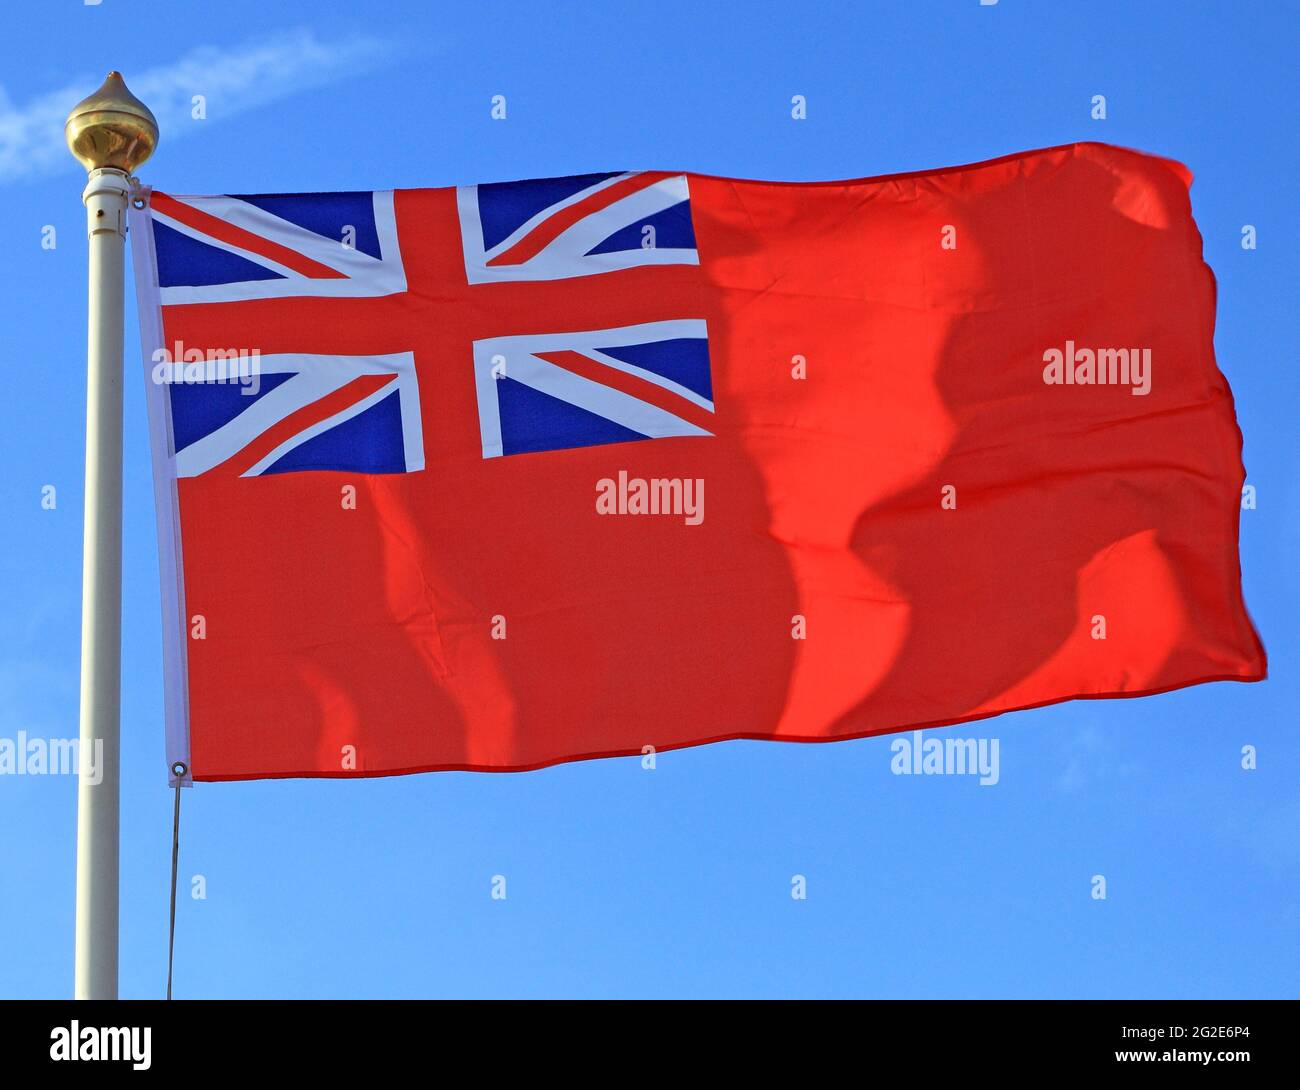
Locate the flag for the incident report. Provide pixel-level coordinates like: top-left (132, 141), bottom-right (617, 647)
top-left (129, 142), bottom-right (1266, 782)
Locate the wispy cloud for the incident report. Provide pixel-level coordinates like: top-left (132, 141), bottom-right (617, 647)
top-left (1055, 723), bottom-right (1143, 793)
top-left (0, 29), bottom-right (392, 182)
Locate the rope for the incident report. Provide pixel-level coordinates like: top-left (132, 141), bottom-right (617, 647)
top-left (167, 762), bottom-right (186, 1000)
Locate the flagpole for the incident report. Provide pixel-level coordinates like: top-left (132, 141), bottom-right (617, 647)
top-left (65, 72), bottom-right (158, 1001)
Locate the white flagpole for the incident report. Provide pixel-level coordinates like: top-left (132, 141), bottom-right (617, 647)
top-left (65, 72), bottom-right (158, 1001)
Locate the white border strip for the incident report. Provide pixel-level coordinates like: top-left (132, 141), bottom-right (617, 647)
top-left (129, 191), bottom-right (192, 787)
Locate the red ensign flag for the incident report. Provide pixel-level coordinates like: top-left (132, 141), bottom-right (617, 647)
top-left (131, 141), bottom-right (1265, 782)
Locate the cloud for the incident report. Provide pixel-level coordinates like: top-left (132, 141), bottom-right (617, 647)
top-left (1055, 723), bottom-right (1143, 793)
top-left (0, 29), bottom-right (392, 182)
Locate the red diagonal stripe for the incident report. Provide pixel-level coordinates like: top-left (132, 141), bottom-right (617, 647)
top-left (208, 373), bottom-right (396, 477)
top-left (533, 350), bottom-right (715, 435)
top-left (152, 192), bottom-right (347, 280)
top-left (486, 173), bottom-right (669, 267)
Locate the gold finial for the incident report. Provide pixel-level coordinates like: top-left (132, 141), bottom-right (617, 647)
top-left (65, 71), bottom-right (159, 174)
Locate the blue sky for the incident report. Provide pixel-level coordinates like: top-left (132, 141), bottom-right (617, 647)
top-left (1, 0), bottom-right (1296, 998)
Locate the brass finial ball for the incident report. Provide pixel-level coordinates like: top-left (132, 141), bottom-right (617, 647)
top-left (65, 71), bottom-right (159, 174)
